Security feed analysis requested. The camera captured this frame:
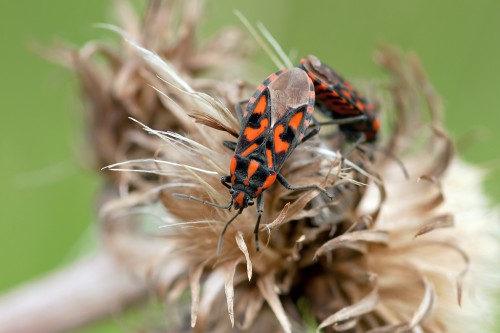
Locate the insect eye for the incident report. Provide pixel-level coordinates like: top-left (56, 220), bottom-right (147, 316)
top-left (247, 199), bottom-right (254, 206)
top-left (229, 189), bottom-right (234, 194)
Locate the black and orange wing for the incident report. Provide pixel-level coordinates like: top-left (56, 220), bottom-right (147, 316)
top-left (267, 68), bottom-right (315, 171)
top-left (235, 69), bottom-right (288, 159)
top-left (299, 55), bottom-right (375, 118)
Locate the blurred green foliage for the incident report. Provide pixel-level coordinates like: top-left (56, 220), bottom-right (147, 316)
top-left (1, 1), bottom-right (499, 332)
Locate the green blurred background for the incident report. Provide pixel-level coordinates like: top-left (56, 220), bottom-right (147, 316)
top-left (1, 1), bottom-right (499, 332)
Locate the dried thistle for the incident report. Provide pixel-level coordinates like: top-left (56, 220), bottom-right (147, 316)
top-left (0, 1), bottom-right (498, 333)
top-left (99, 16), bottom-right (499, 333)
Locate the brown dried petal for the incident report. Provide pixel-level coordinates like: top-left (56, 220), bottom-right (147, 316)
top-left (257, 275), bottom-right (292, 333)
top-left (224, 259), bottom-right (242, 327)
top-left (235, 231), bottom-right (253, 281)
top-left (316, 287), bottom-right (379, 332)
top-left (237, 288), bottom-right (265, 330)
top-left (408, 278), bottom-right (435, 330)
top-left (189, 263), bottom-right (204, 328)
top-left (414, 214), bottom-right (454, 238)
top-left (261, 202), bottom-right (290, 232)
top-left (315, 230), bottom-right (390, 258)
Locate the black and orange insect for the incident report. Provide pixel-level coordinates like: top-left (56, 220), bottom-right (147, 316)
top-left (297, 55), bottom-right (380, 145)
top-left (298, 55), bottom-right (409, 177)
top-left (178, 67), bottom-right (332, 254)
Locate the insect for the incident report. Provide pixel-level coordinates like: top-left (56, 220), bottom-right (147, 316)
top-left (178, 67), bottom-right (332, 254)
top-left (297, 55), bottom-right (380, 146)
top-left (298, 55), bottom-right (408, 177)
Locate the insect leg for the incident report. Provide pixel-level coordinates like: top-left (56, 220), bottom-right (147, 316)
top-left (236, 99), bottom-right (250, 120)
top-left (222, 140), bottom-right (237, 151)
top-left (276, 173), bottom-right (333, 200)
top-left (220, 175), bottom-right (232, 189)
top-left (301, 116), bottom-right (321, 143)
top-left (254, 195), bottom-right (264, 251)
top-left (318, 114), bottom-right (368, 126)
top-left (301, 114), bottom-right (368, 143)
top-left (342, 132), bottom-right (366, 165)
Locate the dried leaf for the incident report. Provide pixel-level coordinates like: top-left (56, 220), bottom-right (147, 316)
top-left (239, 288), bottom-right (265, 330)
top-left (197, 269), bottom-right (226, 330)
top-left (189, 263), bottom-right (204, 327)
top-left (189, 111), bottom-right (239, 138)
top-left (283, 186), bottom-right (323, 223)
top-left (400, 240), bottom-right (470, 306)
top-left (315, 230), bottom-right (389, 258)
top-left (414, 214), bottom-right (454, 237)
top-left (224, 259), bottom-right (242, 327)
top-left (428, 125), bottom-right (453, 177)
top-left (408, 278), bottom-right (434, 329)
top-left (257, 275), bottom-right (292, 333)
top-left (236, 231), bottom-right (253, 281)
top-left (261, 202), bottom-right (290, 231)
top-left (316, 287), bottom-right (379, 332)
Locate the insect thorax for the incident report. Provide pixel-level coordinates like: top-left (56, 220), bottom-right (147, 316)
top-left (231, 154), bottom-right (277, 198)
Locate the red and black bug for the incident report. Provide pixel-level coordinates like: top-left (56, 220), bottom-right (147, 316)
top-left (297, 55), bottom-right (380, 144)
top-left (178, 67), bottom-right (332, 254)
top-left (298, 55), bottom-right (408, 177)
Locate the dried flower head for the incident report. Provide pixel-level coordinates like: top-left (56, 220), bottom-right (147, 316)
top-left (46, 0), bottom-right (249, 186)
top-left (34, 1), bottom-right (500, 333)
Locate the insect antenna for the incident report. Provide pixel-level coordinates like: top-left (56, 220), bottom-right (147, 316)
top-left (217, 208), bottom-right (244, 256)
top-left (173, 193), bottom-right (232, 209)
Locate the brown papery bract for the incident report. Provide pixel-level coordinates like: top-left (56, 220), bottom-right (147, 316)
top-left (95, 4), bottom-right (499, 333)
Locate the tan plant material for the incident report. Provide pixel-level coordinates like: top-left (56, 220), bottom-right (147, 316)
top-left (101, 35), bottom-right (497, 332)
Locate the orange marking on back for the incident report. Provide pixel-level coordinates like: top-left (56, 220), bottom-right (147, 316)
top-left (355, 100), bottom-right (365, 111)
top-left (241, 143), bottom-right (258, 157)
top-left (230, 156), bottom-right (237, 184)
top-left (343, 90), bottom-right (352, 100)
top-left (243, 160), bottom-right (260, 185)
top-left (255, 172), bottom-right (277, 196)
top-left (372, 118), bottom-right (380, 131)
top-left (289, 111), bottom-right (304, 131)
top-left (230, 156), bottom-right (237, 174)
top-left (248, 160), bottom-right (260, 177)
top-left (274, 125), bottom-right (290, 153)
top-left (316, 83), bottom-right (327, 91)
top-left (266, 148), bottom-right (273, 169)
top-left (244, 118), bottom-right (269, 142)
top-left (261, 172), bottom-right (277, 190)
top-left (253, 95), bottom-right (267, 115)
top-left (234, 192), bottom-right (245, 207)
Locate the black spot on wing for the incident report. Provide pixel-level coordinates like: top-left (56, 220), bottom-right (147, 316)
top-left (272, 105), bottom-right (307, 171)
top-left (236, 89), bottom-right (271, 153)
